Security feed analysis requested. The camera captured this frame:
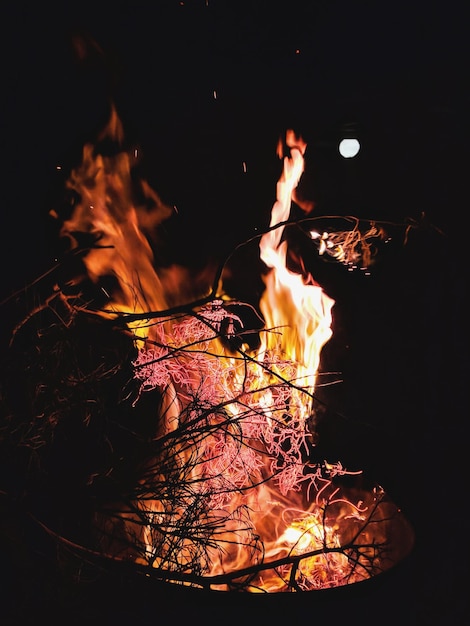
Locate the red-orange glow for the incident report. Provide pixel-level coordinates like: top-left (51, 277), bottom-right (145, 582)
top-left (51, 108), bottom-right (414, 592)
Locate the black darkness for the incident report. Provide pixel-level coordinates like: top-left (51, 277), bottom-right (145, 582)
top-left (0, 1), bottom-right (468, 624)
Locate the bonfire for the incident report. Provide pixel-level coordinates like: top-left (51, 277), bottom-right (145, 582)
top-left (0, 106), bottom-right (414, 593)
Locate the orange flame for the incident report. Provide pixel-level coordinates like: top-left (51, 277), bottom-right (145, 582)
top-left (55, 105), bottom-right (172, 320)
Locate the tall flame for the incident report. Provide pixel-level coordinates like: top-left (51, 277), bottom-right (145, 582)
top-left (259, 130), bottom-right (334, 406)
top-left (55, 105), bottom-right (172, 318)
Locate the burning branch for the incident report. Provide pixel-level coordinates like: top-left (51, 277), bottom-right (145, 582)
top-left (0, 276), bottom-right (413, 592)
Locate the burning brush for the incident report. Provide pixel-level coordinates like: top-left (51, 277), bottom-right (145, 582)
top-left (0, 108), bottom-right (414, 593)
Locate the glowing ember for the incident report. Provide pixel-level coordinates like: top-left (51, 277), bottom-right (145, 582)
top-left (29, 107), bottom-right (414, 592)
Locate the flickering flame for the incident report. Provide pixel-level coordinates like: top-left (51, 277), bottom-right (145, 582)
top-left (53, 109), bottom-right (413, 592)
top-left (258, 131), bottom-right (334, 404)
top-left (53, 105), bottom-right (173, 326)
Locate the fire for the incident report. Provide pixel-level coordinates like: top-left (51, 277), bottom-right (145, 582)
top-left (44, 107), bottom-right (413, 592)
top-left (259, 130), bottom-right (334, 405)
top-left (52, 105), bottom-right (173, 321)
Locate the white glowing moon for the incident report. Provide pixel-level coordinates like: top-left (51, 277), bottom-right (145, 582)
top-left (339, 138), bottom-right (360, 158)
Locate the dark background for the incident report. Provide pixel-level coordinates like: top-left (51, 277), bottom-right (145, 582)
top-left (0, 1), bottom-right (468, 623)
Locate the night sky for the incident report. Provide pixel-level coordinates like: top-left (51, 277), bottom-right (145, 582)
top-left (1, 1), bottom-right (468, 624)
